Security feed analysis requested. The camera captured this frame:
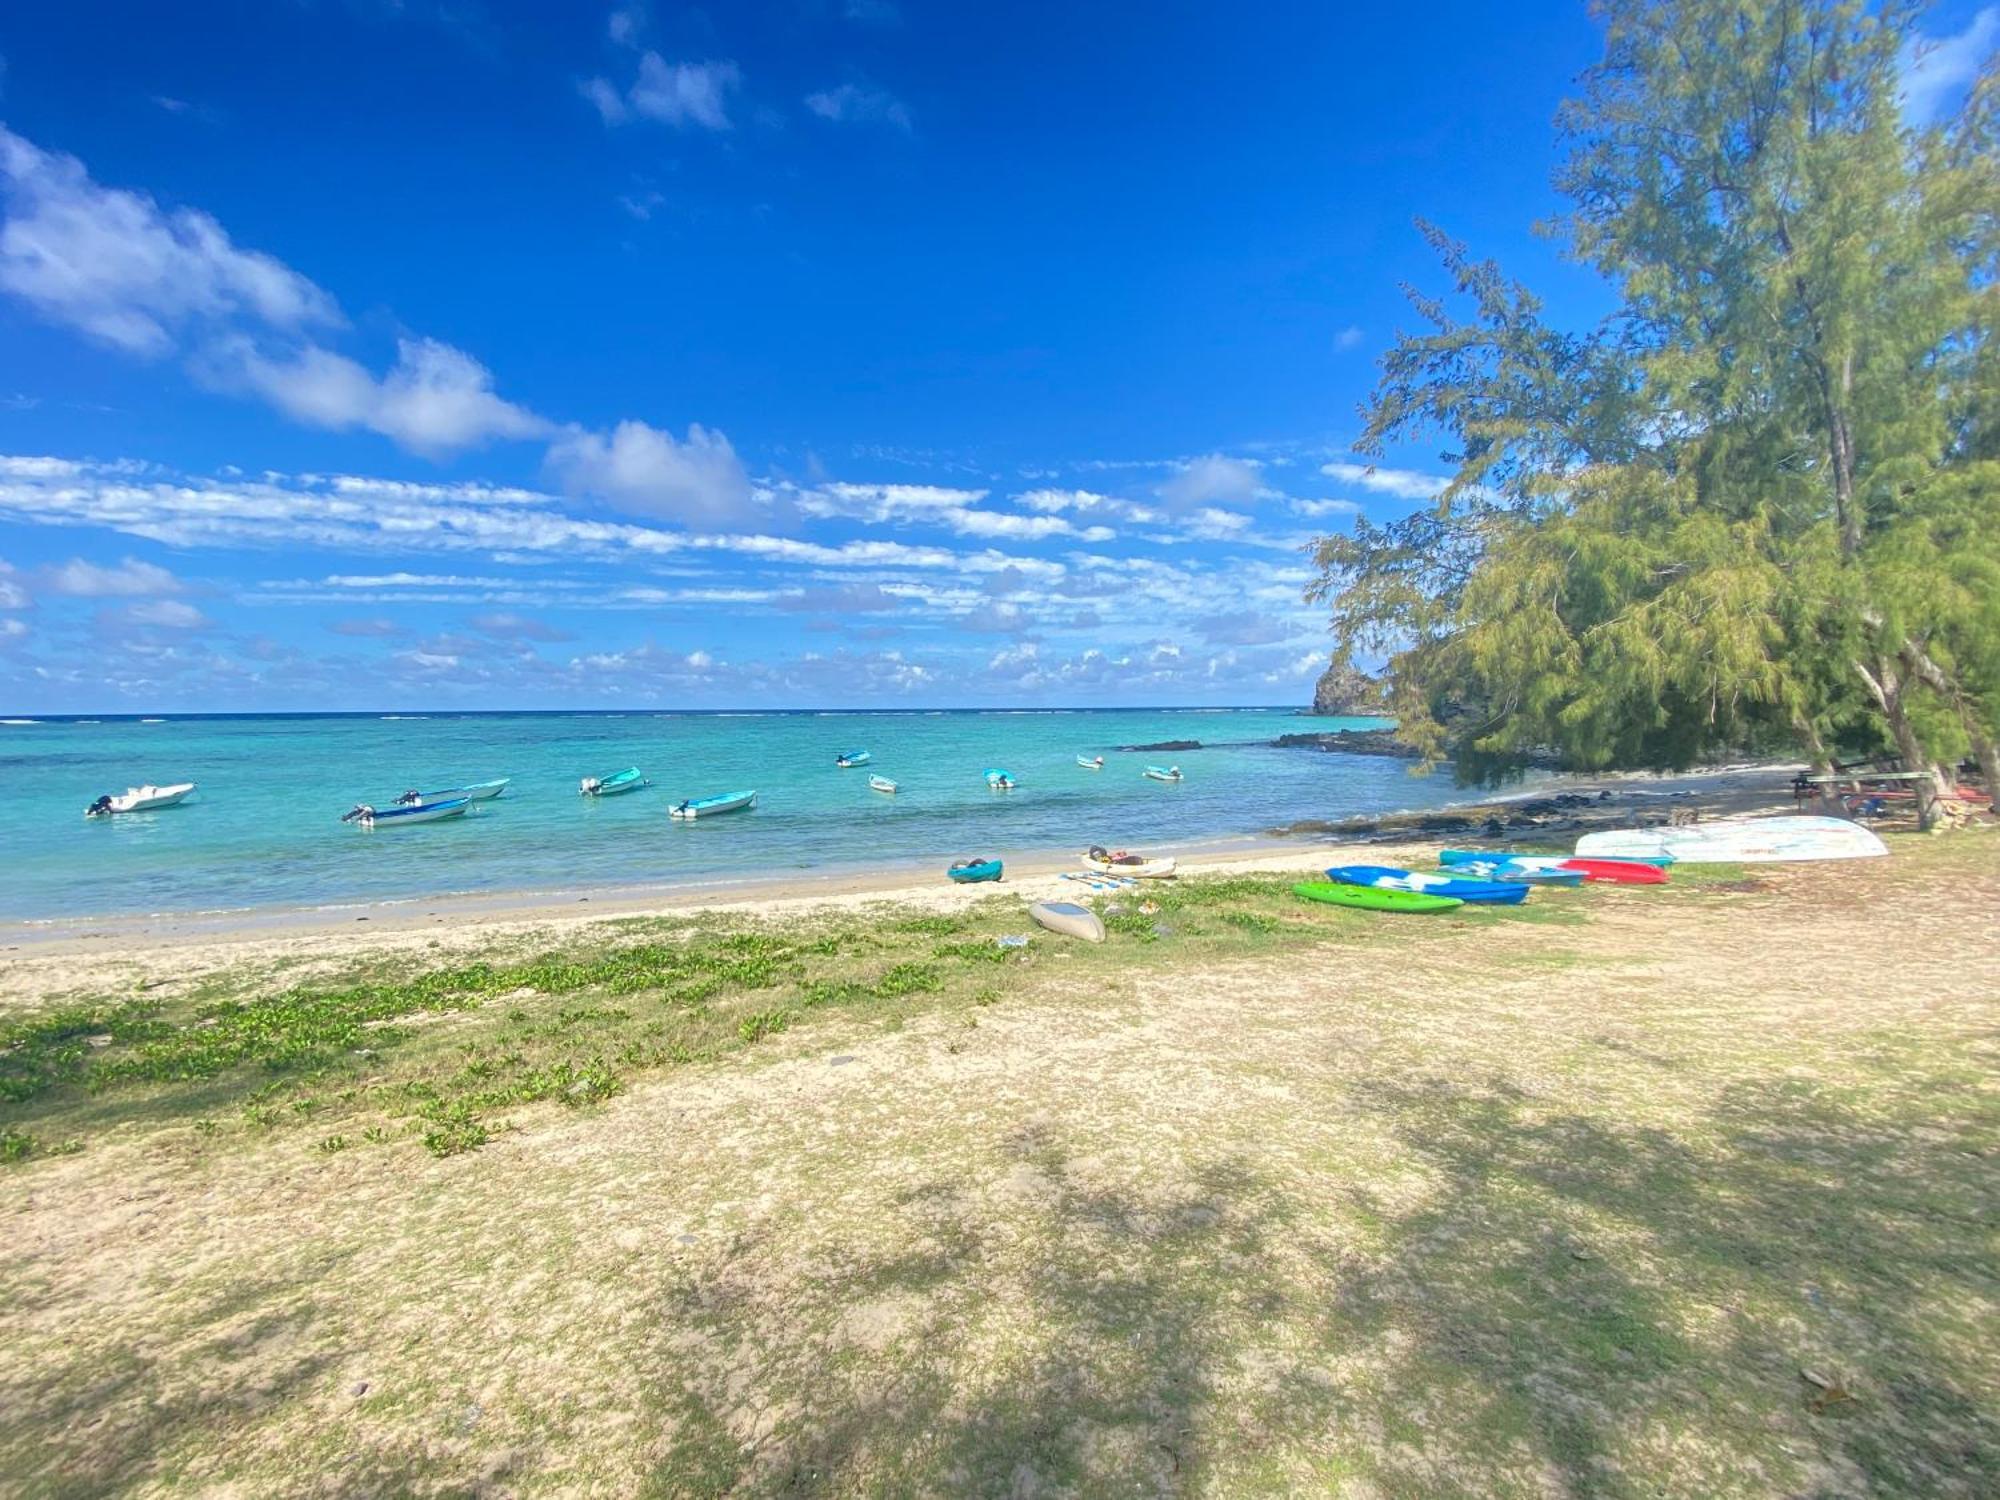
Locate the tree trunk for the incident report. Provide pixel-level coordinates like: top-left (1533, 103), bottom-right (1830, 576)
top-left (1854, 655), bottom-right (1943, 831)
top-left (1972, 726), bottom-right (2000, 818)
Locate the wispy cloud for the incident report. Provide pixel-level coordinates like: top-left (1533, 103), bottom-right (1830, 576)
top-left (41, 556), bottom-right (184, 598)
top-left (1900, 6), bottom-right (1997, 124)
top-left (1317, 460), bottom-right (1447, 500)
top-left (1157, 454), bottom-right (1260, 511)
top-left (804, 82), bottom-right (913, 133)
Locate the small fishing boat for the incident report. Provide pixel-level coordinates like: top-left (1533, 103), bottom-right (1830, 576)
top-left (396, 777), bottom-right (510, 807)
top-left (835, 750), bottom-right (872, 768)
top-left (868, 774), bottom-right (899, 794)
top-left (1076, 754), bottom-right (1105, 770)
top-left (1030, 900), bottom-right (1106, 943)
top-left (1142, 765), bottom-right (1183, 783)
top-left (85, 782), bottom-right (196, 817)
top-left (984, 768), bottom-right (1017, 790)
top-left (669, 789), bottom-right (757, 820)
top-left (1082, 845), bottom-right (1178, 879)
top-left (341, 797), bottom-right (470, 827)
top-left (580, 767), bottom-right (647, 797)
top-left (947, 858), bottom-right (1003, 883)
top-left (1326, 864), bottom-right (1530, 905)
top-left (1293, 881), bottom-right (1462, 914)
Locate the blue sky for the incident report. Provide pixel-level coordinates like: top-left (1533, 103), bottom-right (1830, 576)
top-left (0, 1), bottom-right (1992, 711)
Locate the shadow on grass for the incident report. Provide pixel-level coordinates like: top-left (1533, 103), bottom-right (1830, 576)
top-left (636, 1060), bottom-right (1997, 1496)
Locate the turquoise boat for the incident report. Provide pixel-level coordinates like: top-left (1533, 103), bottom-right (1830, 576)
top-left (669, 789), bottom-right (757, 820)
top-left (580, 767), bottom-right (647, 797)
top-left (397, 777), bottom-right (509, 807)
top-left (1326, 864), bottom-right (1530, 905)
top-left (984, 768), bottom-right (1017, 789)
top-left (1076, 754), bottom-right (1104, 770)
top-left (835, 749), bottom-right (871, 768)
top-left (1143, 764), bottom-right (1183, 783)
top-left (948, 858), bottom-right (1003, 883)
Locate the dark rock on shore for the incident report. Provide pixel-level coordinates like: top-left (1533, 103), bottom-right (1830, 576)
top-left (1272, 729), bottom-right (1424, 760)
top-left (1119, 739), bottom-right (1201, 752)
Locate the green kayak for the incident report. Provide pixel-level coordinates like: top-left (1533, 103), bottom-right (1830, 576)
top-left (1292, 881), bottom-right (1463, 914)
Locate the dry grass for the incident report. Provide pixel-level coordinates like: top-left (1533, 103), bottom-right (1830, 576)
top-left (3, 833), bottom-right (1997, 1497)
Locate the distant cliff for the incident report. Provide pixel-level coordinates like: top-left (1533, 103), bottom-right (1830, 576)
top-left (1309, 661), bottom-right (1386, 716)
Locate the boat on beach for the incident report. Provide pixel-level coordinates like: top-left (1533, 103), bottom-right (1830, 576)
top-left (1575, 814), bottom-right (1889, 864)
top-left (1082, 846), bottom-right (1177, 879)
top-left (669, 789), bottom-right (757, 820)
top-left (397, 777), bottom-right (510, 807)
top-left (868, 774), bottom-right (899, 794)
top-left (947, 857), bottom-right (1003, 883)
top-left (1030, 900), bottom-right (1106, 942)
top-left (1142, 765), bottom-right (1183, 783)
top-left (85, 782), bottom-right (197, 817)
top-left (1076, 754), bottom-right (1105, 770)
top-left (580, 768), bottom-right (647, 797)
top-left (1325, 864), bottom-right (1530, 904)
top-left (835, 750), bottom-right (872, 768)
top-left (984, 768), bottom-right (1017, 790)
top-left (341, 797), bottom-right (471, 827)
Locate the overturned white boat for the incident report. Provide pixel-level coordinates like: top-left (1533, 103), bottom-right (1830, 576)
top-left (86, 782), bottom-right (196, 818)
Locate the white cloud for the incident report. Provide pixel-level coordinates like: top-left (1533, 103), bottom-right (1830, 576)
top-left (1158, 454), bottom-right (1260, 511)
top-left (0, 125), bottom-right (340, 356)
top-left (218, 336), bottom-right (549, 458)
top-left (1290, 497), bottom-right (1361, 518)
top-left (0, 558), bottom-right (28, 609)
top-left (607, 4), bottom-right (643, 45)
top-left (0, 617), bottom-right (26, 641)
top-left (587, 55), bottom-right (741, 130)
top-left (547, 419), bottom-right (757, 527)
top-left (1334, 325), bottom-right (1365, 351)
top-left (1900, 7), bottom-right (1997, 124)
top-left (1318, 460), bottom-right (1448, 500)
top-left (121, 598), bottom-right (207, 629)
top-left (804, 83), bottom-right (913, 132)
top-left (43, 556), bottom-right (183, 597)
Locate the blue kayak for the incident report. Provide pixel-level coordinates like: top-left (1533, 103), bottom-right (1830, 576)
top-left (1433, 854), bottom-right (1586, 887)
top-left (948, 858), bottom-right (1003, 883)
top-left (1326, 864), bottom-right (1531, 905)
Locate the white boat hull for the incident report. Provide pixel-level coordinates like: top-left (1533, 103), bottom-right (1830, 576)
top-left (92, 782), bottom-right (196, 815)
top-left (670, 790), bottom-right (757, 820)
top-left (1576, 815), bottom-right (1889, 864)
top-left (1030, 901), bottom-right (1107, 943)
top-left (1081, 853), bottom-right (1177, 879)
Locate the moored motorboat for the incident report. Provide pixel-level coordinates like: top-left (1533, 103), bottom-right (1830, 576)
top-left (947, 857), bottom-right (1003, 883)
top-left (342, 797), bottom-right (471, 827)
top-left (835, 749), bottom-right (872, 768)
top-left (868, 774), bottom-right (899, 794)
top-left (1325, 864), bottom-right (1530, 904)
top-left (1029, 900), bottom-right (1106, 943)
top-left (580, 767), bottom-right (647, 797)
top-left (1142, 765), bottom-right (1183, 783)
top-left (1076, 754), bottom-right (1105, 770)
top-left (85, 782), bottom-right (196, 817)
top-left (669, 789), bottom-right (757, 820)
top-left (984, 768), bottom-right (1017, 790)
top-left (397, 777), bottom-right (510, 807)
top-left (1082, 845), bottom-right (1177, 878)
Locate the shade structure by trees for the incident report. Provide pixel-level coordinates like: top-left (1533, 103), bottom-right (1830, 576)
top-left (1311, 0), bottom-right (1998, 826)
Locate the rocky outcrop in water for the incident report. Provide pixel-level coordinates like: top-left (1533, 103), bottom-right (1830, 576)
top-left (1271, 729), bottom-right (1422, 759)
top-left (1119, 740), bottom-right (1201, 752)
top-left (1310, 661), bottom-right (1387, 716)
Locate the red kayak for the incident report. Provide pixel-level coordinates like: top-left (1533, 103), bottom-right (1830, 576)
top-left (1559, 858), bottom-right (1669, 885)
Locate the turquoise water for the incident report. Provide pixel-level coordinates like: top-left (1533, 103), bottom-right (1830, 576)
top-left (0, 709), bottom-right (1467, 922)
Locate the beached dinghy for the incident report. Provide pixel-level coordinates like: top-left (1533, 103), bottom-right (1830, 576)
top-left (85, 782), bottom-right (196, 817)
top-left (1076, 754), bottom-right (1105, 770)
top-left (1433, 854), bottom-right (1586, 887)
top-left (1082, 845), bottom-right (1178, 879)
top-left (868, 774), bottom-right (899, 794)
top-left (985, 768), bottom-right (1017, 790)
top-left (1142, 765), bottom-right (1184, 783)
top-left (397, 777), bottom-right (510, 807)
top-left (1575, 814), bottom-right (1888, 864)
top-left (835, 750), bottom-right (872, 768)
top-left (1441, 848), bottom-right (1669, 872)
top-left (1030, 900), bottom-right (1106, 943)
top-left (1292, 881), bottom-right (1462, 914)
top-left (1326, 864), bottom-right (1530, 905)
top-left (669, 789), bottom-right (757, 820)
top-left (947, 858), bottom-right (1003, 883)
top-left (342, 797), bottom-right (470, 828)
top-left (580, 767), bottom-right (647, 797)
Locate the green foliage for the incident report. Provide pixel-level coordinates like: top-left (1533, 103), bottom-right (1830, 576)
top-left (1311, 0), bottom-right (2000, 796)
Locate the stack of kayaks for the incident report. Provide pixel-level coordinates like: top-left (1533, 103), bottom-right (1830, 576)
top-left (1439, 850), bottom-right (1668, 884)
top-left (1435, 852), bottom-right (1586, 887)
top-left (947, 858), bottom-right (1003, 883)
top-left (1325, 864), bottom-right (1531, 905)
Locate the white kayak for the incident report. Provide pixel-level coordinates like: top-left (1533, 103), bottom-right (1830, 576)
top-left (1081, 847), bottom-right (1178, 879)
top-left (86, 782), bottom-right (196, 817)
top-left (1575, 815), bottom-right (1889, 864)
top-left (1029, 900), bottom-right (1107, 943)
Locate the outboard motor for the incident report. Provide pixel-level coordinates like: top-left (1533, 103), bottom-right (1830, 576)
top-left (580, 776), bottom-right (602, 795)
top-left (85, 794), bottom-right (114, 818)
top-left (395, 789), bottom-right (422, 806)
top-left (340, 804), bottom-right (374, 824)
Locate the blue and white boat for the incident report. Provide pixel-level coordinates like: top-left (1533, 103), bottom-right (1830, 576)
top-left (984, 768), bottom-right (1017, 790)
top-left (397, 777), bottom-right (510, 807)
top-left (1076, 754), bottom-right (1104, 770)
top-left (580, 767), bottom-right (648, 797)
top-left (670, 789), bottom-right (757, 820)
top-left (342, 797), bottom-right (472, 828)
top-left (1143, 764), bottom-right (1183, 783)
top-left (1434, 854), bottom-right (1585, 887)
top-left (1326, 864), bottom-right (1530, 904)
top-left (835, 749), bottom-right (872, 768)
